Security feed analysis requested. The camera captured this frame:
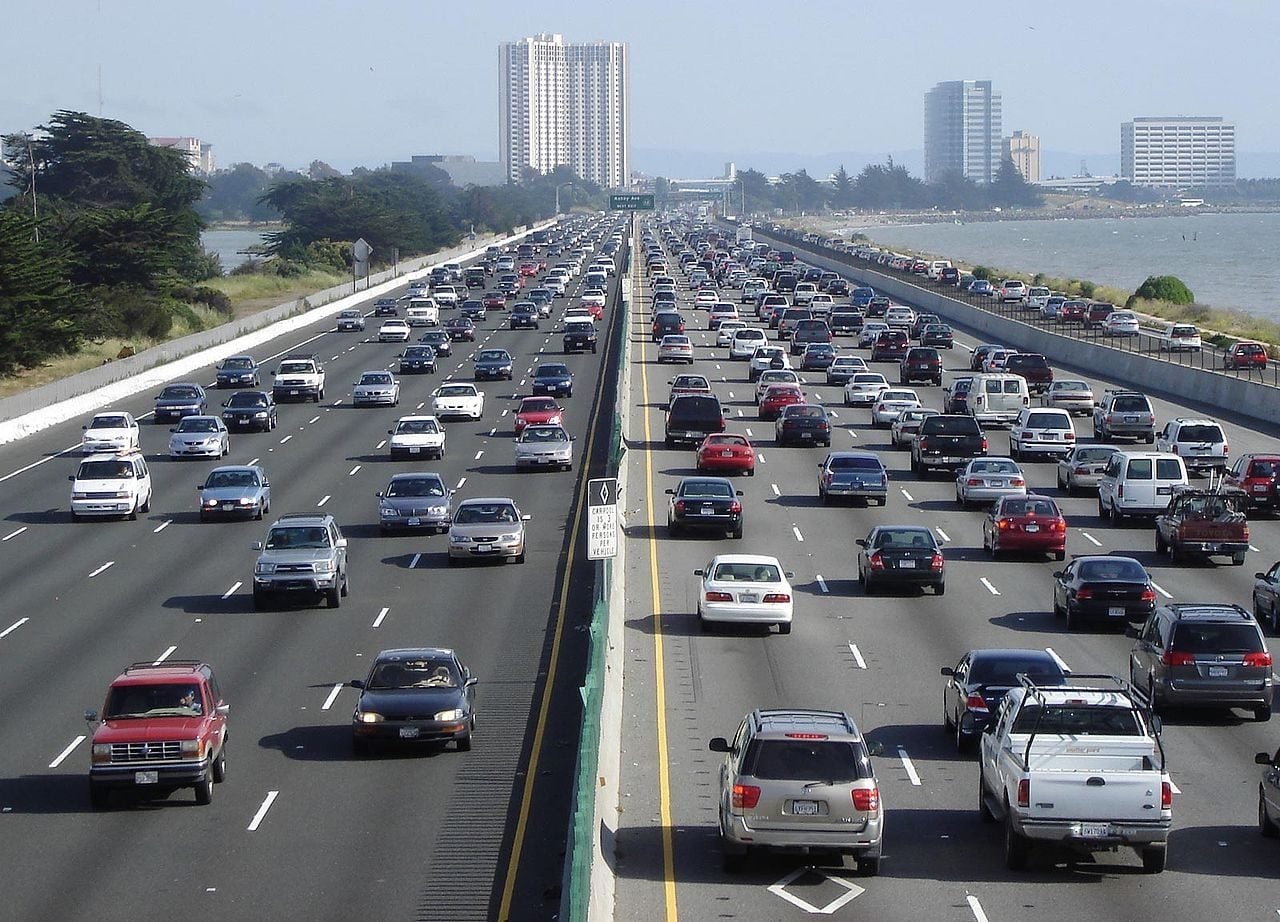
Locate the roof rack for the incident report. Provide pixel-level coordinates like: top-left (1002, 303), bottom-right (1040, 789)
top-left (1013, 673), bottom-right (1164, 771)
top-left (276, 513), bottom-right (327, 521)
top-left (124, 660), bottom-right (203, 674)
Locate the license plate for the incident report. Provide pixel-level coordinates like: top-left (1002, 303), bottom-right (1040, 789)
top-left (1024, 524), bottom-right (1039, 532)
top-left (407, 517), bottom-right (420, 527)
top-left (409, 446), bottom-right (421, 453)
top-left (898, 559), bottom-right (916, 569)
top-left (801, 432), bottom-right (812, 439)
top-left (476, 544), bottom-right (492, 552)
top-left (700, 507), bottom-right (715, 516)
top-left (1254, 485), bottom-right (1269, 492)
top-left (134, 771), bottom-right (158, 785)
top-left (290, 390), bottom-right (299, 396)
top-left (399, 727), bottom-right (420, 739)
top-left (721, 450), bottom-right (733, 457)
top-left (739, 594), bottom-right (759, 604)
top-left (1108, 606), bottom-right (1125, 617)
top-left (990, 479), bottom-right (1005, 487)
top-left (1079, 823), bottom-right (1111, 838)
top-left (1125, 416), bottom-right (1137, 423)
top-left (792, 800), bottom-right (820, 816)
top-left (1208, 665), bottom-right (1229, 678)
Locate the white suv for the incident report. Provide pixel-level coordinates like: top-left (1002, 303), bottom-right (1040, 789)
top-left (1009, 407), bottom-right (1076, 460)
top-left (70, 452), bottom-right (152, 521)
top-left (999, 280), bottom-right (1028, 303)
top-left (1155, 418), bottom-right (1229, 473)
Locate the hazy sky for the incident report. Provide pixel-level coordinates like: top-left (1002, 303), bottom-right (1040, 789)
top-left (5, 0), bottom-right (1277, 175)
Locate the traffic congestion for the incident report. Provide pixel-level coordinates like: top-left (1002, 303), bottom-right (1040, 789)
top-left (615, 216), bottom-right (1280, 922)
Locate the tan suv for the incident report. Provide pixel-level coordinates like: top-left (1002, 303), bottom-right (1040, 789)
top-left (708, 708), bottom-right (884, 874)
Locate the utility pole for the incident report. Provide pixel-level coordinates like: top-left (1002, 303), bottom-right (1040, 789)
top-left (24, 133), bottom-right (39, 243)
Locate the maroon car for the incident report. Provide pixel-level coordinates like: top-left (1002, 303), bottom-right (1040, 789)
top-left (1224, 341), bottom-right (1269, 370)
top-left (982, 494), bottom-right (1067, 560)
top-left (758, 384), bottom-right (806, 421)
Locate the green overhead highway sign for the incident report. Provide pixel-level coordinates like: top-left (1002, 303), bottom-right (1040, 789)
top-left (609, 194), bottom-right (655, 211)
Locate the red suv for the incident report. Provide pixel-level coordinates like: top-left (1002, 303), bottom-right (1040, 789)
top-left (86, 661), bottom-right (229, 808)
top-left (870, 330), bottom-right (910, 362)
top-left (1225, 453), bottom-right (1280, 512)
top-left (1224, 341), bottom-right (1269, 370)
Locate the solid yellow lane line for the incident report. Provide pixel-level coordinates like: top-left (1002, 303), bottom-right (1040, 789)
top-left (638, 254), bottom-right (679, 921)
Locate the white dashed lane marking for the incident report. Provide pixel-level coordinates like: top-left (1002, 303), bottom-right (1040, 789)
top-left (847, 643), bottom-right (866, 669)
top-left (320, 684), bottom-right (343, 710)
top-left (49, 735), bottom-right (86, 769)
top-left (153, 645), bottom-right (177, 664)
top-left (317, 495), bottom-right (331, 507)
top-left (2, 526), bottom-right (26, 541)
top-left (221, 582), bottom-right (242, 599)
top-left (87, 562), bottom-right (114, 579)
top-left (349, 465), bottom-right (361, 476)
top-left (901, 489), bottom-right (914, 502)
top-left (373, 607), bottom-right (389, 628)
top-left (1081, 531), bottom-right (1103, 547)
top-left (792, 525), bottom-right (804, 542)
top-left (898, 748), bottom-right (922, 786)
top-left (979, 577), bottom-right (1001, 596)
top-left (935, 528), bottom-right (950, 543)
top-left (771, 483), bottom-right (780, 497)
top-left (0, 618), bottom-right (29, 639)
top-left (816, 574), bottom-right (829, 594)
top-left (1151, 581), bottom-right (1173, 599)
top-left (247, 791), bottom-right (280, 832)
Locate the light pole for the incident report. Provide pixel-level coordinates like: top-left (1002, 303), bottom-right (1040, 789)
top-left (555, 181), bottom-right (574, 215)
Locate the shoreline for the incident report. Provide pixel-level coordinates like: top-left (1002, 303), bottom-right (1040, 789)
top-left (825, 203), bottom-right (1280, 232)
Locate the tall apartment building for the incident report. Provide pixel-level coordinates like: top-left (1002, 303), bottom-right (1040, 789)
top-left (1003, 130), bottom-right (1040, 183)
top-left (924, 80), bottom-right (1002, 184)
top-left (1121, 117), bottom-right (1236, 188)
top-left (499, 33), bottom-right (629, 189)
top-left (148, 136), bottom-right (215, 175)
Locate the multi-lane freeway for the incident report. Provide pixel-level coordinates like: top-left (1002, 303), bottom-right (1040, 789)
top-left (614, 221), bottom-right (1280, 921)
top-left (0, 220), bottom-right (625, 922)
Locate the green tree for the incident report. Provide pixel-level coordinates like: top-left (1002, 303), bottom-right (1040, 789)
top-left (830, 165), bottom-right (854, 208)
top-left (988, 158), bottom-right (1043, 208)
top-left (1128, 275), bottom-right (1194, 307)
top-left (853, 158), bottom-right (928, 209)
top-left (198, 163), bottom-right (287, 223)
top-left (0, 210), bottom-right (87, 374)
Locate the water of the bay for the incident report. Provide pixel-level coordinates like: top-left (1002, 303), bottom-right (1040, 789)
top-left (839, 211), bottom-right (1280, 321)
top-left (200, 228), bottom-right (271, 272)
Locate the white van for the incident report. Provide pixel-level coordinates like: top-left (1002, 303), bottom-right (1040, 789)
top-left (926, 259), bottom-right (952, 280)
top-left (1096, 451), bottom-right (1189, 522)
top-left (968, 373), bottom-right (1030, 426)
top-left (405, 298), bottom-right (439, 327)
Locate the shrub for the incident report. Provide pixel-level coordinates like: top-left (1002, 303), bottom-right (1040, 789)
top-left (1078, 280), bottom-right (1096, 298)
top-left (971, 266), bottom-right (991, 280)
top-left (1128, 275), bottom-right (1194, 307)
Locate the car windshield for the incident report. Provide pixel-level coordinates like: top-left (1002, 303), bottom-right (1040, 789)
top-left (1055, 381), bottom-right (1089, 393)
top-left (404, 348), bottom-right (433, 359)
top-left (395, 419), bottom-right (439, 434)
top-left (454, 504), bottom-right (518, 525)
top-left (1011, 705), bottom-right (1142, 735)
top-left (1077, 559), bottom-right (1147, 582)
top-left (680, 480), bottom-right (733, 498)
top-left (520, 399), bottom-right (558, 413)
top-left (537, 366), bottom-right (569, 378)
top-left (367, 659), bottom-right (460, 690)
top-left (968, 656), bottom-right (1063, 686)
top-left (875, 529), bottom-right (935, 548)
top-left (851, 375), bottom-right (886, 385)
top-left (341, 310), bottom-right (361, 318)
top-left (705, 435), bottom-right (746, 447)
top-left (279, 362), bottom-right (311, 374)
top-left (969, 460), bottom-right (1018, 474)
top-left (1112, 396), bottom-right (1149, 412)
top-left (787, 406), bottom-right (824, 418)
top-left (478, 351), bottom-right (509, 362)
top-left (88, 416), bottom-right (129, 429)
top-left (176, 418), bottom-right (218, 432)
top-left (1000, 499), bottom-right (1059, 517)
top-left (360, 374), bottom-right (392, 385)
top-left (228, 393), bottom-right (268, 408)
top-left (160, 386), bottom-right (199, 400)
top-left (386, 477), bottom-right (445, 498)
top-left (437, 386), bottom-right (475, 397)
top-left (829, 456), bottom-right (880, 471)
top-left (222, 358), bottom-right (254, 370)
top-left (672, 377), bottom-right (707, 388)
top-left (104, 684), bottom-right (204, 719)
top-left (206, 470), bottom-right (258, 488)
top-left (744, 740), bottom-right (866, 782)
top-left (265, 526), bottom-right (329, 549)
top-left (1026, 413), bottom-right (1070, 429)
top-left (522, 427), bottom-right (568, 442)
top-left (79, 460), bottom-right (135, 479)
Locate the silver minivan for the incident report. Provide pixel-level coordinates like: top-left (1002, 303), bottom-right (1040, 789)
top-left (1096, 451), bottom-right (1188, 522)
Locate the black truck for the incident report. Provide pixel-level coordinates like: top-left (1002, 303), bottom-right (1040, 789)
top-left (911, 414), bottom-right (988, 476)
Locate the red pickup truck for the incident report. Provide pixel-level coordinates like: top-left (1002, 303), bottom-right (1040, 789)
top-left (1154, 490), bottom-right (1250, 565)
top-left (86, 661), bottom-right (229, 808)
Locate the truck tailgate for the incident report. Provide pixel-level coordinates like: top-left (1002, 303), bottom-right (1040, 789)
top-left (1024, 769), bottom-right (1165, 822)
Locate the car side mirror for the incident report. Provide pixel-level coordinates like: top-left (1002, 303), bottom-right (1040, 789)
top-left (693, 569), bottom-right (704, 576)
top-left (855, 539), bottom-right (868, 548)
top-left (866, 740), bottom-right (885, 757)
top-left (350, 679), bottom-right (365, 690)
top-left (376, 492), bottom-right (384, 498)
top-left (708, 737), bottom-right (731, 753)
top-left (216, 704), bottom-right (230, 716)
top-left (465, 676), bottom-right (479, 688)
top-left (336, 538), bottom-right (348, 549)
top-left (84, 709), bottom-right (99, 723)
top-left (735, 490), bottom-right (744, 496)
top-left (941, 666), bottom-right (955, 676)
top-left (1256, 572), bottom-right (1267, 581)
top-left (68, 475), bottom-right (75, 481)
top-left (665, 488), bottom-right (675, 495)
top-left (1256, 752), bottom-right (1274, 766)
top-left (521, 514), bottom-right (531, 521)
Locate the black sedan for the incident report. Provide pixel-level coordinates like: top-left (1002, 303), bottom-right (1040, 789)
top-left (920, 324), bottom-right (955, 349)
top-left (215, 355), bottom-right (261, 389)
top-left (154, 382), bottom-right (207, 423)
top-left (220, 390), bottom-right (277, 432)
top-left (473, 348), bottom-right (514, 381)
top-left (666, 477), bottom-right (744, 539)
top-left (532, 363), bottom-right (574, 398)
top-left (374, 298), bottom-right (399, 316)
top-left (398, 345), bottom-right (437, 375)
top-left (444, 317), bottom-right (477, 341)
top-left (460, 299), bottom-right (487, 321)
top-left (419, 330), bottom-right (453, 357)
top-left (509, 303), bottom-right (540, 330)
top-left (1052, 555), bottom-right (1156, 631)
top-left (856, 525), bottom-right (946, 595)
top-left (775, 404), bottom-right (831, 447)
top-left (351, 648), bottom-right (477, 754)
top-left (941, 649), bottom-right (1067, 751)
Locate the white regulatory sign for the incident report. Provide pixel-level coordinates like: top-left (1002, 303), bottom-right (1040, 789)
top-left (587, 477), bottom-right (618, 560)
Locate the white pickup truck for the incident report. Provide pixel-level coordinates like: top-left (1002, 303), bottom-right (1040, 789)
top-left (978, 675), bottom-right (1172, 873)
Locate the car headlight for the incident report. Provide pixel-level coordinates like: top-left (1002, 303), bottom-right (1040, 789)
top-left (238, 497), bottom-right (255, 505)
top-left (356, 711), bottom-right (384, 724)
top-left (434, 708), bottom-right (464, 721)
top-left (450, 534), bottom-right (471, 544)
top-left (500, 532), bottom-right (521, 542)
top-left (203, 498), bottom-right (219, 508)
top-left (314, 560), bottom-right (335, 574)
top-left (181, 739), bottom-right (205, 759)
top-left (254, 411), bottom-right (268, 418)
top-left (428, 505), bottom-right (448, 516)
top-left (256, 561), bottom-right (275, 575)
top-left (113, 490), bottom-right (132, 499)
top-left (72, 492), bottom-right (89, 500)
top-left (91, 743), bottom-right (112, 764)
top-left (380, 505), bottom-right (399, 516)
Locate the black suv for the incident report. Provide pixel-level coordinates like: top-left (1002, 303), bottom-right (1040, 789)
top-left (509, 303), bottom-right (539, 330)
top-left (899, 347), bottom-right (943, 386)
top-left (1130, 603), bottom-right (1273, 720)
top-left (665, 394), bottom-right (726, 447)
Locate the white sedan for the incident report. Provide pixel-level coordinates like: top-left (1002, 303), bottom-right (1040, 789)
top-left (432, 383), bottom-right (485, 420)
top-left (716, 320), bottom-right (746, 348)
top-left (387, 415), bottom-right (446, 459)
top-left (82, 411), bottom-right (141, 455)
top-left (694, 291), bottom-right (719, 310)
top-left (870, 389), bottom-right (922, 428)
top-left (378, 319), bottom-right (411, 342)
top-left (695, 554), bottom-right (794, 634)
top-left (843, 372), bottom-right (890, 407)
top-left (1103, 310), bottom-right (1141, 336)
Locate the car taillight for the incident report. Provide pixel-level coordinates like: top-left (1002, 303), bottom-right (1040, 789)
top-left (918, 437), bottom-right (929, 450)
top-left (997, 519), bottom-right (1011, 530)
top-left (762, 593), bottom-right (791, 603)
top-left (1244, 652), bottom-right (1273, 668)
top-left (1076, 588), bottom-right (1094, 600)
top-left (930, 553), bottom-right (945, 570)
top-left (1161, 782), bottom-right (1173, 808)
top-left (1011, 477), bottom-right (1025, 487)
top-left (852, 786), bottom-right (879, 812)
top-left (965, 694), bottom-right (989, 713)
top-left (1073, 466), bottom-right (1089, 475)
top-left (1170, 444), bottom-right (1179, 454)
top-left (1162, 651), bottom-right (1196, 667)
top-left (705, 591), bottom-right (733, 602)
top-left (1065, 432), bottom-right (1076, 441)
top-left (1052, 518), bottom-right (1067, 532)
top-left (674, 500), bottom-right (686, 513)
top-left (729, 500), bottom-right (742, 514)
top-left (981, 437), bottom-right (989, 451)
top-left (1223, 441), bottom-right (1229, 456)
top-left (1017, 779), bottom-right (1030, 808)
top-left (967, 478), bottom-right (982, 486)
top-left (868, 552), bottom-right (885, 571)
top-left (732, 783), bottom-right (761, 809)
top-left (1117, 483), bottom-right (1125, 499)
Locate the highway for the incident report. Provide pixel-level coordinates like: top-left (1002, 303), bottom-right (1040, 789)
top-left (614, 222), bottom-right (1280, 921)
top-left (0, 221), bottom-right (623, 922)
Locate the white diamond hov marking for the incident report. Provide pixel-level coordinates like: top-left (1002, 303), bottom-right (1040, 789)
top-left (766, 867), bottom-right (864, 914)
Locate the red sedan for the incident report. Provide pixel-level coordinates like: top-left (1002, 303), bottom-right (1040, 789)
top-left (758, 384), bottom-right (806, 421)
top-left (696, 434), bottom-right (756, 476)
top-left (514, 396), bottom-right (564, 434)
top-left (584, 301), bottom-right (604, 320)
top-left (1224, 341), bottom-right (1269, 370)
top-left (483, 291), bottom-right (506, 311)
top-left (982, 494), bottom-right (1067, 560)
top-left (518, 262), bottom-right (539, 277)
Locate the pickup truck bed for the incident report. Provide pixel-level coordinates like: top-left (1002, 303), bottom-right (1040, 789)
top-left (1155, 491), bottom-right (1249, 565)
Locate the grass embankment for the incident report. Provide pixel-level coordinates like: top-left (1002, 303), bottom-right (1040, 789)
top-left (0, 269), bottom-right (348, 401)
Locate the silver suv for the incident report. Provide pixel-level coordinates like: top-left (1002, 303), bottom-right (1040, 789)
top-left (253, 514), bottom-right (349, 610)
top-left (708, 708), bottom-right (884, 874)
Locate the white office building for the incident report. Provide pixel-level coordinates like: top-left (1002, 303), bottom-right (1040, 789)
top-left (924, 80), bottom-right (1002, 184)
top-left (1121, 117), bottom-right (1236, 188)
top-left (500, 33), bottom-right (629, 189)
